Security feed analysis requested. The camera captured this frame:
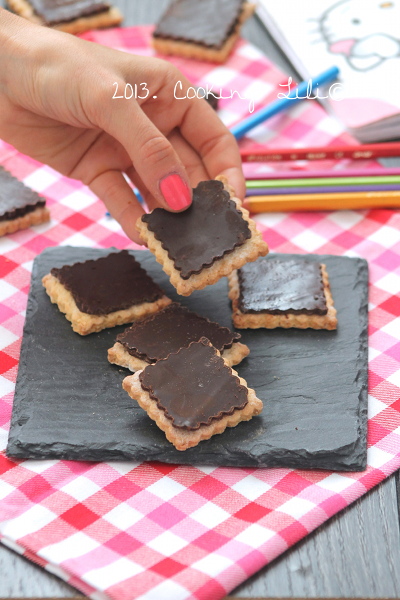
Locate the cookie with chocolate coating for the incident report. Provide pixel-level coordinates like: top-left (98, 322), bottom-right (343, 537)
top-left (122, 338), bottom-right (263, 451)
top-left (152, 0), bottom-right (254, 63)
top-left (6, 0), bottom-right (122, 34)
top-left (42, 250), bottom-right (171, 335)
top-left (108, 302), bottom-right (249, 371)
top-left (228, 256), bottom-right (337, 330)
top-left (0, 167), bottom-right (50, 237)
top-left (137, 177), bottom-right (268, 296)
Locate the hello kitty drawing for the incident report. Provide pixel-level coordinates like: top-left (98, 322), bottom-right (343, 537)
top-left (318, 0), bottom-right (400, 71)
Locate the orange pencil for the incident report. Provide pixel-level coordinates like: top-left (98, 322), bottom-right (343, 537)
top-left (244, 190), bottom-right (400, 213)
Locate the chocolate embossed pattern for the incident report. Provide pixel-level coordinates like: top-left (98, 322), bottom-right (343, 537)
top-left (108, 302), bottom-right (250, 371)
top-left (42, 250), bottom-right (171, 335)
top-left (0, 167), bottom-right (50, 237)
top-left (152, 0), bottom-right (255, 63)
top-left (228, 256), bottom-right (337, 330)
top-left (122, 338), bottom-right (263, 451)
top-left (137, 178), bottom-right (268, 296)
top-left (6, 0), bottom-right (122, 34)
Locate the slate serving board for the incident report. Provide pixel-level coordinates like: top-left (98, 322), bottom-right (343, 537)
top-left (7, 247), bottom-right (368, 470)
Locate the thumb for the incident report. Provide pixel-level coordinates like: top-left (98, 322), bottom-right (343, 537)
top-left (103, 99), bottom-right (192, 212)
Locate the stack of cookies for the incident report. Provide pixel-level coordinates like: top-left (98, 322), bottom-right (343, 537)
top-left (42, 177), bottom-right (337, 451)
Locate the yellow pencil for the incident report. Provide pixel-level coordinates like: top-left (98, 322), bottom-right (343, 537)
top-left (244, 190), bottom-right (400, 213)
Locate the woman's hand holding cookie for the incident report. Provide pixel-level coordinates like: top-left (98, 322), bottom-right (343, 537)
top-left (0, 8), bottom-right (245, 243)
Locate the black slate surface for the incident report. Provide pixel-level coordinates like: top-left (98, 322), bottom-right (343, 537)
top-left (6, 247), bottom-right (369, 470)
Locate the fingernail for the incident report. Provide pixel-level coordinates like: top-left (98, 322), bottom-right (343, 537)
top-left (160, 173), bottom-right (191, 211)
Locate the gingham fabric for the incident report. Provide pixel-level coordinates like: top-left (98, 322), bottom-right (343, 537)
top-left (0, 26), bottom-right (399, 600)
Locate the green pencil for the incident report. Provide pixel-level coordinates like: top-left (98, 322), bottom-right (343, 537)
top-left (246, 175), bottom-right (400, 189)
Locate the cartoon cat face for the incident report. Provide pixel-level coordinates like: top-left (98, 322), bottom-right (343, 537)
top-left (320, 0), bottom-right (400, 70)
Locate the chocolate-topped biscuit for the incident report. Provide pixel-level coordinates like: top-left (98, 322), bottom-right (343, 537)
top-left (108, 303), bottom-right (249, 371)
top-left (139, 338), bottom-right (248, 430)
top-left (6, 0), bottom-right (122, 34)
top-left (51, 251), bottom-right (164, 315)
top-left (154, 0), bottom-right (244, 49)
top-left (0, 167), bottom-right (50, 236)
top-left (117, 303), bottom-right (239, 359)
top-left (42, 251), bottom-right (171, 335)
top-left (122, 338), bottom-right (263, 450)
top-left (27, 0), bottom-right (111, 24)
top-left (142, 180), bottom-right (251, 280)
top-left (228, 255), bottom-right (338, 330)
top-left (238, 258), bottom-right (327, 315)
top-left (152, 0), bottom-right (254, 63)
top-left (0, 168), bottom-right (45, 221)
top-left (137, 178), bottom-right (268, 296)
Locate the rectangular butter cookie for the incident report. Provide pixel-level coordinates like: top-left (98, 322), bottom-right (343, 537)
top-left (42, 250), bottom-right (171, 335)
top-left (122, 338), bottom-right (263, 451)
top-left (228, 256), bottom-right (337, 330)
top-left (0, 167), bottom-right (50, 237)
top-left (6, 0), bottom-right (122, 34)
top-left (137, 177), bottom-right (268, 296)
top-left (108, 302), bottom-right (249, 371)
top-left (152, 0), bottom-right (254, 63)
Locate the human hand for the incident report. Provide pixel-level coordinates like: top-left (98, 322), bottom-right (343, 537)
top-left (0, 9), bottom-right (245, 243)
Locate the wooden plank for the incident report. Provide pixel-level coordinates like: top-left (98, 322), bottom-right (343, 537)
top-left (233, 473), bottom-right (400, 598)
top-left (0, 543), bottom-right (76, 597)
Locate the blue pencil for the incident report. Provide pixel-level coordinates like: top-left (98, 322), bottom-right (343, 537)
top-left (231, 66), bottom-right (340, 141)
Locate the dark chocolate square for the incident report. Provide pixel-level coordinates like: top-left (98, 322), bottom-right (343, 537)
top-left (154, 0), bottom-right (244, 48)
top-left (7, 248), bottom-right (369, 470)
top-left (0, 167), bottom-right (45, 222)
top-left (139, 338), bottom-right (248, 430)
top-left (238, 257), bottom-right (327, 315)
top-left (141, 180), bottom-right (251, 279)
top-left (28, 0), bottom-right (111, 26)
top-left (51, 250), bottom-right (165, 315)
top-left (117, 303), bottom-right (240, 363)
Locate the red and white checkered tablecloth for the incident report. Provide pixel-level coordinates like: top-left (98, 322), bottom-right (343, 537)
top-left (0, 26), bottom-right (399, 600)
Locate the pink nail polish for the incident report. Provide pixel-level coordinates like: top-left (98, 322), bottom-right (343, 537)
top-left (160, 173), bottom-right (191, 211)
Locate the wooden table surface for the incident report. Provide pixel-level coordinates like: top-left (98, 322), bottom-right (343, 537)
top-left (1, 1), bottom-right (400, 598)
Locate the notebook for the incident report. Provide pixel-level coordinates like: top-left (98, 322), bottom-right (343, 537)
top-left (256, 0), bottom-right (400, 142)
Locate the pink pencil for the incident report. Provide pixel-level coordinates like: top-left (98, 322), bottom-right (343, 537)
top-left (244, 167), bottom-right (400, 180)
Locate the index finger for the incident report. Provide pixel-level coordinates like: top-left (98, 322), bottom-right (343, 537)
top-left (178, 92), bottom-right (246, 200)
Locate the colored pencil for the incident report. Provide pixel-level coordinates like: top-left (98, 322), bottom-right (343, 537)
top-left (245, 190), bottom-right (400, 213)
top-left (246, 175), bottom-right (400, 189)
top-left (230, 66), bottom-right (340, 140)
top-left (244, 167), bottom-right (400, 180)
top-left (245, 184), bottom-right (400, 196)
top-left (241, 142), bottom-right (400, 162)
